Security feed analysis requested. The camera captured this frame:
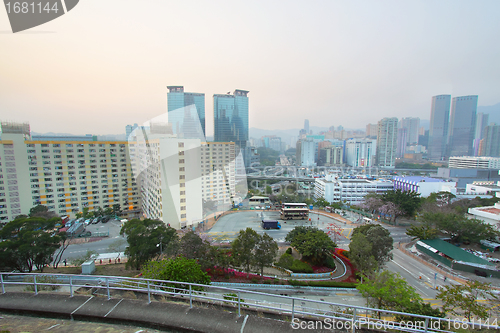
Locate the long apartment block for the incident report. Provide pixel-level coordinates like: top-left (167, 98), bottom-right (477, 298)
top-left (0, 123), bottom-right (141, 222)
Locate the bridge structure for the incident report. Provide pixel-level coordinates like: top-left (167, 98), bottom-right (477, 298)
top-left (0, 272), bottom-right (493, 333)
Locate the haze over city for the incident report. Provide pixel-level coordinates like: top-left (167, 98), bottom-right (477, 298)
top-left (1, 0), bottom-right (500, 135)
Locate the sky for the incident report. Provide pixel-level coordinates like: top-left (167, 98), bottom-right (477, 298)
top-left (1, 0), bottom-right (500, 136)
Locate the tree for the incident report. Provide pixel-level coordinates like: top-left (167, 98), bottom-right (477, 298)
top-left (0, 216), bottom-right (64, 272)
top-left (141, 257), bottom-right (211, 291)
top-left (29, 204), bottom-right (49, 217)
top-left (352, 224), bottom-right (393, 266)
top-left (72, 250), bottom-right (99, 267)
top-left (231, 228), bottom-right (261, 277)
top-left (253, 233), bottom-right (278, 275)
top-left (406, 224), bottom-right (438, 240)
top-left (314, 197), bottom-right (330, 208)
top-left (285, 226), bottom-right (319, 243)
top-left (379, 202), bottom-right (404, 223)
top-left (360, 194), bottom-right (384, 213)
top-left (382, 189), bottom-right (421, 218)
top-left (357, 270), bottom-right (422, 316)
top-left (437, 280), bottom-right (495, 321)
top-left (121, 219), bottom-right (178, 269)
top-left (112, 203), bottom-right (121, 216)
top-left (291, 230), bottom-right (336, 265)
top-left (107, 238), bottom-right (127, 262)
top-left (348, 233), bottom-right (378, 280)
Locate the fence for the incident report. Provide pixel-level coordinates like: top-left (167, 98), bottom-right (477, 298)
top-left (0, 272), bottom-right (497, 333)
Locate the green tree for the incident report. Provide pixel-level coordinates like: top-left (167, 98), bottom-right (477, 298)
top-left (315, 197), bottom-right (330, 208)
top-left (29, 204), bottom-right (49, 217)
top-left (291, 230), bottom-right (336, 265)
top-left (406, 224), bottom-right (439, 240)
top-left (0, 216), bottom-right (64, 272)
top-left (265, 185), bottom-right (272, 195)
top-left (112, 203), bottom-right (121, 216)
top-left (352, 224), bottom-right (393, 266)
top-left (253, 233), bottom-right (278, 275)
top-left (357, 270), bottom-right (422, 316)
top-left (121, 219), bottom-right (178, 269)
top-left (348, 233), bottom-right (378, 280)
top-left (141, 257), bottom-right (211, 291)
top-left (231, 228), bottom-right (260, 277)
top-left (437, 280), bottom-right (495, 321)
top-left (382, 189), bottom-right (421, 218)
top-left (285, 226), bottom-right (319, 243)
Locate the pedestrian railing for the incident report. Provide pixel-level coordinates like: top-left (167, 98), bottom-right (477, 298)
top-left (0, 272), bottom-right (497, 333)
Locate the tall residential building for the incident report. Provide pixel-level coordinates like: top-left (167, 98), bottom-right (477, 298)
top-left (396, 128), bottom-right (408, 158)
top-left (448, 95), bottom-right (478, 157)
top-left (473, 113), bottom-right (489, 156)
top-left (125, 123), bottom-right (138, 141)
top-left (366, 123), bottom-right (378, 138)
top-left (376, 117), bottom-right (398, 168)
top-left (318, 146), bottom-right (344, 167)
top-left (0, 122), bottom-right (140, 222)
top-left (428, 95), bottom-right (451, 161)
top-left (167, 86), bottom-right (206, 139)
top-left (480, 124), bottom-right (500, 157)
top-left (345, 138), bottom-right (377, 167)
top-left (296, 139), bottom-right (316, 167)
top-left (213, 90), bottom-right (249, 149)
top-left (400, 117), bottom-right (420, 145)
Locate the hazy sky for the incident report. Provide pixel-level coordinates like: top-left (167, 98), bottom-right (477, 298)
top-left (1, 0), bottom-right (499, 136)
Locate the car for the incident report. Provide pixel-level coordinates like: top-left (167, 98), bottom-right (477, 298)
top-left (84, 219), bottom-right (91, 225)
top-left (92, 218), bottom-right (99, 224)
top-left (255, 206), bottom-right (261, 209)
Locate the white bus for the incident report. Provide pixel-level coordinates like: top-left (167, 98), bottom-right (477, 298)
top-left (280, 203), bottom-right (309, 220)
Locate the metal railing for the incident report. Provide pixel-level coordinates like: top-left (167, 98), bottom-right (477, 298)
top-left (0, 272), bottom-right (498, 333)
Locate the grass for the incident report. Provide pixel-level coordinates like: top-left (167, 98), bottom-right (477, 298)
top-left (39, 263), bottom-right (140, 277)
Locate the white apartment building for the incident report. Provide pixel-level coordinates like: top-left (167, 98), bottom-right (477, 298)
top-left (130, 131), bottom-right (236, 229)
top-left (314, 175), bottom-right (393, 204)
top-left (377, 117), bottom-right (398, 168)
top-left (0, 123), bottom-right (140, 222)
top-left (448, 156), bottom-right (500, 169)
top-left (345, 138), bottom-right (377, 167)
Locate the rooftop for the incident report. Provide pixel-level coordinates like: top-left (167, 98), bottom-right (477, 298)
top-left (393, 176), bottom-right (445, 184)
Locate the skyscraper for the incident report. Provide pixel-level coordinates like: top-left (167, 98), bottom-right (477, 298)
top-left (167, 86), bottom-right (206, 139)
top-left (428, 95), bottom-right (451, 161)
top-left (480, 124), bottom-right (500, 157)
top-left (400, 117), bottom-right (420, 145)
top-left (213, 90), bottom-right (249, 149)
top-left (304, 119), bottom-right (310, 134)
top-left (376, 117), bottom-right (398, 168)
top-left (473, 112), bottom-right (489, 156)
top-left (448, 95), bottom-right (478, 157)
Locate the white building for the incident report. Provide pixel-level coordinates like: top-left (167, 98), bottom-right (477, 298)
top-left (345, 138), bottom-right (377, 167)
top-left (468, 192), bottom-right (500, 227)
top-left (465, 179), bottom-right (500, 196)
top-left (392, 176), bottom-right (457, 197)
top-left (296, 139), bottom-right (316, 167)
top-left (448, 156), bottom-right (500, 169)
top-left (314, 175), bottom-right (393, 204)
top-left (377, 117), bottom-right (398, 168)
top-left (0, 122), bottom-right (140, 222)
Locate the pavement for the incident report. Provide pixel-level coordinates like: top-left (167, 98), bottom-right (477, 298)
top-left (0, 292), bottom-right (336, 333)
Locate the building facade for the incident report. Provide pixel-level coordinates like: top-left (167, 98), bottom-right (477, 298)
top-left (392, 176), bottom-right (457, 197)
top-left (167, 86), bottom-right (206, 139)
top-left (428, 95), bottom-right (451, 161)
top-left (480, 124), bottom-right (500, 157)
top-left (213, 90), bottom-right (249, 149)
top-left (314, 176), bottom-right (393, 204)
top-left (400, 117), bottom-right (420, 145)
top-left (376, 117), bottom-right (398, 168)
top-left (345, 138), bottom-right (376, 167)
top-left (448, 156), bottom-right (500, 169)
top-left (448, 95), bottom-right (478, 157)
top-left (0, 122), bottom-right (140, 222)
top-left (296, 139), bottom-right (316, 167)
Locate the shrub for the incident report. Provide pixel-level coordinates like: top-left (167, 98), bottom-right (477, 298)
top-left (277, 253), bottom-right (294, 270)
top-left (325, 255), bottom-right (336, 270)
top-left (251, 277), bottom-right (259, 283)
top-left (223, 293), bottom-right (249, 308)
top-left (290, 260), bottom-right (313, 273)
top-left (286, 247), bottom-right (293, 255)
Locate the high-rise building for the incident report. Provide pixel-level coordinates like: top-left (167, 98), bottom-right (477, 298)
top-left (366, 123), bottom-right (378, 138)
top-left (214, 90), bottom-right (249, 149)
top-left (376, 117), bottom-right (398, 168)
top-left (473, 113), bottom-right (489, 156)
top-left (397, 128), bottom-right (408, 158)
top-left (428, 95), bottom-right (451, 161)
top-left (304, 119), bottom-right (310, 134)
top-left (296, 139), bottom-right (316, 167)
top-left (400, 117), bottom-right (420, 145)
top-left (318, 146), bottom-right (344, 166)
top-left (167, 86), bottom-right (206, 139)
top-left (0, 122), bottom-right (140, 222)
top-left (480, 124), bottom-right (500, 157)
top-left (448, 95), bottom-right (478, 157)
top-left (345, 138), bottom-right (377, 167)
top-left (125, 123), bottom-right (138, 140)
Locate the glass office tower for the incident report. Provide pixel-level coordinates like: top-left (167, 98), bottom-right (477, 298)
top-left (428, 95), bottom-right (451, 161)
top-left (167, 86), bottom-right (205, 139)
top-left (448, 95), bottom-right (478, 157)
top-left (213, 89), bottom-right (249, 149)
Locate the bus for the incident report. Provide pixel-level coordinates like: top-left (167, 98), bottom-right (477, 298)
top-left (280, 203), bottom-right (309, 220)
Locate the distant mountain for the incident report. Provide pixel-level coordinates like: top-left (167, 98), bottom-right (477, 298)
top-left (478, 103), bottom-right (500, 124)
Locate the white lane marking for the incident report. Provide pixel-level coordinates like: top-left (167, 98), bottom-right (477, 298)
top-left (71, 296), bottom-right (94, 314)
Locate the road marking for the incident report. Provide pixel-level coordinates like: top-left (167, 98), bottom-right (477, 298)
top-left (104, 298), bottom-right (123, 317)
top-left (71, 296), bottom-right (94, 314)
top-left (240, 315), bottom-right (249, 333)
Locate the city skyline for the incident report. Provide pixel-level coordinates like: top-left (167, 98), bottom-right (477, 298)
top-left (1, 1), bottom-right (500, 135)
